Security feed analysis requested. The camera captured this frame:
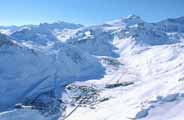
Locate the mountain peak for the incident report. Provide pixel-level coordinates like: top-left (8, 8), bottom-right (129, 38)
top-left (106, 14), bottom-right (143, 28)
top-left (39, 21), bottom-right (83, 30)
top-left (126, 14), bottom-right (141, 19)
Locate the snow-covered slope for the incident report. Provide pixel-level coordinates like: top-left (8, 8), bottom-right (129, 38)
top-left (1, 15), bottom-right (184, 120)
top-left (61, 41), bottom-right (184, 120)
top-left (57, 15), bottom-right (184, 120)
top-left (11, 27), bottom-right (58, 45)
top-left (63, 15), bottom-right (183, 59)
top-left (66, 26), bottom-right (119, 57)
top-left (0, 33), bottom-right (104, 117)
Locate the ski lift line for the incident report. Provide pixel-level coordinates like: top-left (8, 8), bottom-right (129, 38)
top-left (108, 69), bottom-right (127, 83)
top-left (108, 73), bottom-right (121, 83)
top-left (21, 75), bottom-right (51, 100)
top-left (62, 104), bottom-right (80, 120)
top-left (62, 97), bottom-right (86, 120)
top-left (115, 69), bottom-right (128, 84)
top-left (116, 71), bottom-right (125, 84)
top-left (62, 84), bottom-right (99, 120)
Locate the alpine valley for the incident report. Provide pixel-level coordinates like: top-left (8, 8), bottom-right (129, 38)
top-left (0, 15), bottom-right (184, 120)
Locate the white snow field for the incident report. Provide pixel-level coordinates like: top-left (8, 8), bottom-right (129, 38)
top-left (0, 15), bottom-right (184, 120)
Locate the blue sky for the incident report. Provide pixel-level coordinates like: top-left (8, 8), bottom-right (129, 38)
top-left (0, 0), bottom-right (183, 26)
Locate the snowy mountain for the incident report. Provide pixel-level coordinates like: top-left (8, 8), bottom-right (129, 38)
top-left (157, 16), bottom-right (184, 33)
top-left (38, 21), bottom-right (83, 31)
top-left (0, 21), bottom-right (83, 45)
top-left (0, 33), bottom-right (104, 118)
top-left (1, 15), bottom-right (184, 120)
top-left (60, 15), bottom-right (181, 60)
